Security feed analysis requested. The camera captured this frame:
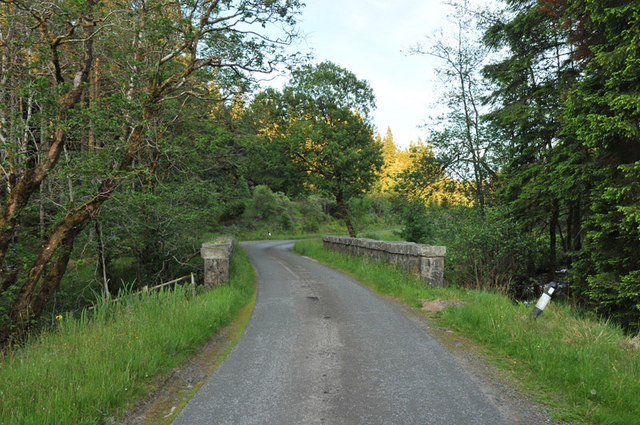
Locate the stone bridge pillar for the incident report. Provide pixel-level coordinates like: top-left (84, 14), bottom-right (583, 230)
top-left (201, 237), bottom-right (233, 288)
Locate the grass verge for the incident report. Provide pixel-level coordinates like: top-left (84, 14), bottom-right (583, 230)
top-left (0, 245), bottom-right (255, 425)
top-left (293, 239), bottom-right (640, 425)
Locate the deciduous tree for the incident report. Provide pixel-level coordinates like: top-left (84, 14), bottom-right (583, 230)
top-left (0, 0), bottom-right (302, 345)
top-left (411, 0), bottom-right (498, 211)
top-left (282, 62), bottom-right (383, 237)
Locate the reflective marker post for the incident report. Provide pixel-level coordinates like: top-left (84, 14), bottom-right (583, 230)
top-left (530, 282), bottom-right (558, 319)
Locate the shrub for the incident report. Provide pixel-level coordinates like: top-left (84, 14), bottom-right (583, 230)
top-left (401, 205), bottom-right (541, 296)
top-left (280, 212), bottom-right (294, 230)
top-left (220, 199), bottom-right (247, 221)
top-left (245, 185), bottom-right (292, 222)
top-left (248, 185), bottom-right (279, 219)
top-left (398, 200), bottom-right (433, 243)
top-left (299, 196), bottom-right (328, 223)
top-left (302, 218), bottom-right (319, 233)
top-left (441, 206), bottom-right (541, 295)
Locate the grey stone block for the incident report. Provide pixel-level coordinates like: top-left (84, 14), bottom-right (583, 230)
top-left (201, 237), bottom-right (233, 288)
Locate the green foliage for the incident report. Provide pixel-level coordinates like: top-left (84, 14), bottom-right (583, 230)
top-left (346, 196), bottom-right (387, 231)
top-left (245, 61), bottom-right (384, 210)
top-left (243, 89), bottom-right (309, 195)
top-left (407, 206), bottom-right (542, 296)
top-left (279, 212), bottom-right (294, 230)
top-left (399, 200), bottom-right (433, 244)
top-left (219, 177), bottom-right (251, 222)
top-left (285, 61), bottom-right (377, 119)
top-left (477, 0), bottom-right (640, 330)
top-left (44, 259), bottom-right (103, 321)
top-left (412, 2), bottom-right (498, 211)
top-left (0, 0), bottom-right (303, 344)
top-left (244, 185), bottom-right (294, 231)
top-left (247, 185), bottom-right (281, 220)
top-left (482, 0), bottom-right (581, 282)
top-left (560, 0), bottom-right (640, 332)
top-left (98, 176), bottom-right (222, 290)
top-left (280, 61), bottom-right (384, 236)
top-left (298, 195), bottom-right (329, 223)
top-left (301, 219), bottom-right (319, 233)
top-left (392, 144), bottom-right (444, 201)
top-left (243, 62), bottom-right (385, 237)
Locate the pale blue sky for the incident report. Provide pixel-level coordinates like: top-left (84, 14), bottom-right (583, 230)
top-left (278, 0), bottom-right (456, 148)
top-left (264, 0), bottom-right (499, 147)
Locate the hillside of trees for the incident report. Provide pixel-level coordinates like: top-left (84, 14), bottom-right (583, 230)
top-left (1, 0), bottom-right (639, 346)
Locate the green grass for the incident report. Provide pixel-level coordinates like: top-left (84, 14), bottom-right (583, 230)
top-left (0, 245), bottom-right (255, 425)
top-left (293, 239), bottom-right (640, 425)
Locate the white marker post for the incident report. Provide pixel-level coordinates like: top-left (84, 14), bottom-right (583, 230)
top-left (530, 282), bottom-right (558, 319)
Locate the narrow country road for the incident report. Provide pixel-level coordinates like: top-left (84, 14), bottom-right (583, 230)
top-left (171, 240), bottom-right (507, 425)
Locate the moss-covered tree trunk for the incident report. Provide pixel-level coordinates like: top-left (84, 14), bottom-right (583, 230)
top-left (0, 124), bottom-right (144, 345)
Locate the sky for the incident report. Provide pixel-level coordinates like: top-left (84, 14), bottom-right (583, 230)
top-left (267, 0), bottom-right (463, 148)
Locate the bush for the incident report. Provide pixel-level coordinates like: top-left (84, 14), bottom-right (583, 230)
top-left (445, 207), bottom-right (541, 295)
top-left (279, 212), bottom-right (294, 230)
top-left (298, 196), bottom-right (328, 223)
top-left (580, 271), bottom-right (640, 333)
top-left (399, 200), bottom-right (432, 243)
top-left (248, 185), bottom-right (279, 219)
top-left (220, 199), bottom-right (247, 221)
top-left (347, 195), bottom-right (400, 230)
top-left (347, 197), bottom-right (377, 229)
top-left (302, 218), bottom-right (319, 233)
top-left (245, 185), bottom-right (292, 222)
top-left (404, 205), bottom-right (542, 296)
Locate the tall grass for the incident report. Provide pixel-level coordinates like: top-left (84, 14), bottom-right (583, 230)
top-left (293, 239), bottom-right (640, 425)
top-left (0, 245), bottom-right (254, 425)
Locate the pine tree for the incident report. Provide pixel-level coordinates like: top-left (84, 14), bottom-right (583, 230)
top-left (379, 127), bottom-right (399, 192)
top-left (563, 0), bottom-right (640, 329)
top-left (482, 0), bottom-right (581, 279)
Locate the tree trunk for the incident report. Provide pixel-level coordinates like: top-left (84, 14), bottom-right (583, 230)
top-left (0, 146), bottom-right (64, 274)
top-left (0, 124), bottom-right (143, 347)
top-left (549, 198), bottom-right (559, 281)
top-left (95, 220), bottom-right (110, 300)
top-left (571, 198), bottom-right (582, 252)
top-left (336, 191), bottom-right (356, 238)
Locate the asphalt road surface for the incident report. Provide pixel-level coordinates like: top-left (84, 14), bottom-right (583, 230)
top-left (172, 240), bottom-right (507, 425)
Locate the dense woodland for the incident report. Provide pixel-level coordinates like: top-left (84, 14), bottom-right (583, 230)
top-left (0, 0), bottom-right (638, 346)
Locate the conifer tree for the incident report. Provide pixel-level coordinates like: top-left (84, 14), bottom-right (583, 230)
top-left (563, 0), bottom-right (640, 328)
top-left (482, 0), bottom-right (581, 278)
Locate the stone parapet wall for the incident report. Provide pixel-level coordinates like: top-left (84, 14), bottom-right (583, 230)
top-left (322, 236), bottom-right (446, 286)
top-left (201, 237), bottom-right (233, 288)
